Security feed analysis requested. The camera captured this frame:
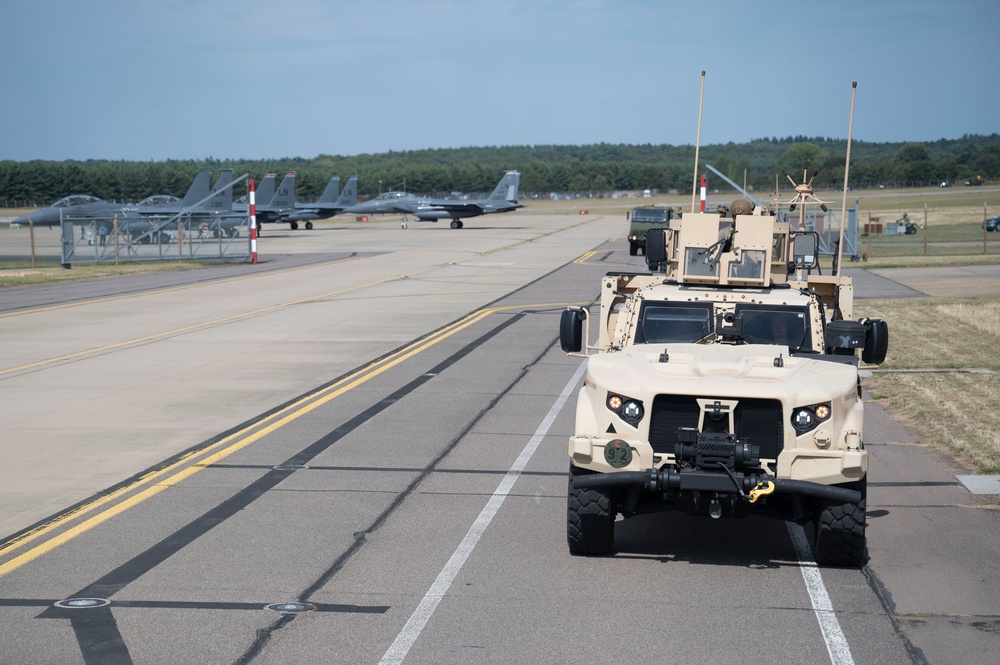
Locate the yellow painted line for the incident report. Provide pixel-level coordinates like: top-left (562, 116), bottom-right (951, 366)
top-left (0, 307), bottom-right (500, 577)
top-left (574, 251), bottom-right (598, 264)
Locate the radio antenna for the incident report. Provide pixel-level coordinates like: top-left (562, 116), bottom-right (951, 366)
top-left (836, 82), bottom-right (857, 277)
top-left (690, 70), bottom-right (706, 214)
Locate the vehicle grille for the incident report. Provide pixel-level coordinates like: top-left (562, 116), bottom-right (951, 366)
top-left (648, 395), bottom-right (784, 460)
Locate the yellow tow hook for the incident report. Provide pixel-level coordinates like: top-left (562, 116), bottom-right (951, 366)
top-left (748, 481), bottom-right (775, 504)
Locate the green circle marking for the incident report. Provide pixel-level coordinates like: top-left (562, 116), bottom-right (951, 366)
top-left (604, 439), bottom-right (633, 468)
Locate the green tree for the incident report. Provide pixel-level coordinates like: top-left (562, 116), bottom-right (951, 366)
top-left (897, 142), bottom-right (929, 162)
top-left (778, 142), bottom-right (829, 179)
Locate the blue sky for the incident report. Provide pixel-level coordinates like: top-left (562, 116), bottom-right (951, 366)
top-left (3, 0), bottom-right (997, 161)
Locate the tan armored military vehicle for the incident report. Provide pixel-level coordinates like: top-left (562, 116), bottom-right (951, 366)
top-left (560, 197), bottom-right (888, 567)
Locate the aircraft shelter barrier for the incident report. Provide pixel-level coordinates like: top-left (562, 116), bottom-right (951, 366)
top-left (59, 214), bottom-right (253, 266)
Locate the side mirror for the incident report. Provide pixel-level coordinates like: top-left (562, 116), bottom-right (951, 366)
top-left (560, 308), bottom-right (587, 353)
top-left (791, 232), bottom-right (820, 270)
top-left (824, 319), bottom-right (866, 355)
top-left (645, 228), bottom-right (667, 271)
top-left (861, 318), bottom-right (889, 364)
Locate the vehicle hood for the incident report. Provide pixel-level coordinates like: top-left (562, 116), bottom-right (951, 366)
top-left (586, 343), bottom-right (857, 404)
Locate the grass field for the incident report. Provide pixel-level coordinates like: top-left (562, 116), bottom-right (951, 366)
top-left (857, 297), bottom-right (1000, 476)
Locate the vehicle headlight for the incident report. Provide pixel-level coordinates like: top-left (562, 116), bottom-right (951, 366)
top-left (621, 400), bottom-right (644, 423)
top-left (792, 409), bottom-right (815, 431)
top-left (792, 402), bottom-right (832, 433)
top-left (607, 393), bottom-right (644, 425)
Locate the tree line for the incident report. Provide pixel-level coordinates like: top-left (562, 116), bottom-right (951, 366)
top-left (2, 134), bottom-right (998, 207)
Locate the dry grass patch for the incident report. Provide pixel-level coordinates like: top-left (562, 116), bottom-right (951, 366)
top-left (857, 297), bottom-right (1000, 473)
top-left (0, 261), bottom-right (210, 287)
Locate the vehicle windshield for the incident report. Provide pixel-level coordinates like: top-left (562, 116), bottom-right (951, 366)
top-left (636, 302), bottom-right (713, 343)
top-left (734, 305), bottom-right (811, 350)
top-left (632, 209), bottom-right (670, 223)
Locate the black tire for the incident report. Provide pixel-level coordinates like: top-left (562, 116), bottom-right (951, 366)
top-left (813, 476), bottom-right (867, 567)
top-left (629, 242), bottom-right (638, 256)
top-left (305, 221), bottom-right (313, 230)
top-left (567, 467), bottom-right (615, 556)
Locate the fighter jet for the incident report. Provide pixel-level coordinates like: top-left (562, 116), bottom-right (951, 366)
top-left (8, 170), bottom-right (222, 227)
top-left (343, 171), bottom-right (523, 229)
top-left (131, 169), bottom-right (243, 241)
top-left (10, 195), bottom-right (137, 227)
top-left (281, 175), bottom-right (359, 229)
top-left (234, 172), bottom-right (295, 227)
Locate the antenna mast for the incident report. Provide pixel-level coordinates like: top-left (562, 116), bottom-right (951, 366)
top-left (690, 71), bottom-right (706, 214)
top-left (836, 82), bottom-right (857, 277)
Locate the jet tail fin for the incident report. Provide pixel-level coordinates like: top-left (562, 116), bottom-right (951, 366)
top-left (255, 174), bottom-right (277, 206)
top-left (179, 171), bottom-right (212, 208)
top-left (269, 173), bottom-right (296, 210)
top-left (336, 176), bottom-right (358, 207)
top-left (193, 169), bottom-right (234, 212)
top-left (488, 170), bottom-right (520, 203)
top-left (317, 177), bottom-right (340, 204)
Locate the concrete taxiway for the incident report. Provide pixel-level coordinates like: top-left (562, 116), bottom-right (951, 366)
top-left (0, 212), bottom-right (997, 664)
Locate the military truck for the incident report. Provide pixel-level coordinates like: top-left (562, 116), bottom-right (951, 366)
top-left (560, 198), bottom-right (888, 567)
top-left (627, 206), bottom-right (673, 256)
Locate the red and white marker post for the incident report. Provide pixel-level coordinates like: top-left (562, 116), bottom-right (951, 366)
top-left (249, 178), bottom-right (258, 264)
top-left (700, 173), bottom-right (707, 212)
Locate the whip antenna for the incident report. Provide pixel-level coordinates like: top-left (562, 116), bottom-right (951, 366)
top-left (837, 82), bottom-right (857, 277)
top-left (690, 70), bottom-right (706, 214)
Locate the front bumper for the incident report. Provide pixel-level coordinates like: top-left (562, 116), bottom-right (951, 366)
top-left (572, 467), bottom-right (862, 504)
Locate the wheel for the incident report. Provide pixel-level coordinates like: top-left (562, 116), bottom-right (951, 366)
top-left (450, 220), bottom-right (461, 229)
top-left (290, 221), bottom-right (299, 231)
top-left (813, 476), bottom-right (867, 567)
top-left (401, 222), bottom-right (408, 229)
top-left (567, 466), bottom-right (615, 556)
top-left (306, 222), bottom-right (313, 230)
top-left (629, 242), bottom-right (638, 256)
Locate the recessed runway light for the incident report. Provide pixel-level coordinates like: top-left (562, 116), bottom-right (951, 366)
top-left (54, 597), bottom-right (111, 609)
top-left (265, 602), bottom-right (314, 613)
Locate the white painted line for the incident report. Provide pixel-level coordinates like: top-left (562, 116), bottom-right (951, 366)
top-left (379, 361), bottom-right (587, 665)
top-left (786, 523), bottom-right (856, 665)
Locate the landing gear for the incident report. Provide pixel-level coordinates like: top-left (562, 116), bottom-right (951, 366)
top-left (401, 222), bottom-right (408, 229)
top-left (450, 220), bottom-right (464, 229)
top-left (305, 221), bottom-right (313, 230)
top-left (290, 221), bottom-right (299, 231)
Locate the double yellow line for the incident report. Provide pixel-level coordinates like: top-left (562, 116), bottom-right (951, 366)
top-left (0, 306), bottom-right (498, 578)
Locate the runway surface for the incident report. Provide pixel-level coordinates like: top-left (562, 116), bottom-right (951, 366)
top-left (1, 213), bottom-right (997, 664)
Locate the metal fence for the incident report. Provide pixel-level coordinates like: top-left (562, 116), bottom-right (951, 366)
top-left (777, 202), bottom-right (860, 259)
top-left (60, 213), bottom-right (252, 265)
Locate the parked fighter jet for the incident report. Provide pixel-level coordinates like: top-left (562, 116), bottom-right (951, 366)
top-left (281, 175), bottom-right (359, 228)
top-left (7, 170), bottom-right (223, 227)
top-left (10, 195), bottom-right (137, 227)
top-left (126, 169), bottom-right (244, 241)
top-left (343, 171), bottom-right (523, 229)
top-left (234, 172), bottom-right (295, 227)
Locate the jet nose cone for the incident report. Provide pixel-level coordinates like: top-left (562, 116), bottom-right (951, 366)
top-left (11, 214), bottom-right (29, 226)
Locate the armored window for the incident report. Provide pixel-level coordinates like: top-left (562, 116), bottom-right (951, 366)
top-left (636, 302), bottom-right (713, 343)
top-left (735, 305), bottom-right (810, 350)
